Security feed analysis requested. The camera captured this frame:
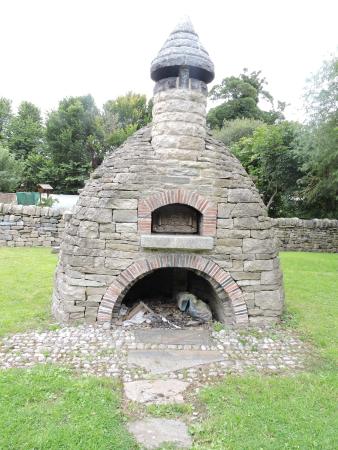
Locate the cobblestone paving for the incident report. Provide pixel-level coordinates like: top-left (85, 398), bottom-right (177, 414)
top-left (0, 325), bottom-right (311, 382)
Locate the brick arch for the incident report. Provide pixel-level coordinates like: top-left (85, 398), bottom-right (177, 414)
top-left (97, 254), bottom-right (248, 325)
top-left (138, 189), bottom-right (217, 236)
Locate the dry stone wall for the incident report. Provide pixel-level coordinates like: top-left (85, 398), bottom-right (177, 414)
top-left (272, 218), bottom-right (338, 252)
top-left (0, 203), bottom-right (64, 247)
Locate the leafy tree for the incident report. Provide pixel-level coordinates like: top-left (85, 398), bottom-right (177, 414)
top-left (304, 56), bottom-right (338, 124)
top-left (103, 92), bottom-right (151, 129)
top-left (103, 92), bottom-right (152, 148)
top-left (21, 149), bottom-right (91, 194)
top-left (6, 102), bottom-right (44, 159)
top-left (213, 118), bottom-right (264, 147)
top-left (297, 55), bottom-right (338, 218)
top-left (0, 144), bottom-right (23, 192)
top-left (298, 122), bottom-right (338, 218)
top-left (46, 95), bottom-right (105, 170)
top-left (232, 122), bottom-right (304, 216)
top-left (50, 161), bottom-right (92, 194)
top-left (21, 150), bottom-right (54, 191)
top-left (0, 98), bottom-right (12, 141)
top-left (207, 69), bottom-right (285, 129)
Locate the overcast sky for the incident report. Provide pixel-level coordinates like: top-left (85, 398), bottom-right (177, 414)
top-left (1, 0), bottom-right (337, 122)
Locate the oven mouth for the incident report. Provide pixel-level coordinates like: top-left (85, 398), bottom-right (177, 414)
top-left (118, 267), bottom-right (232, 327)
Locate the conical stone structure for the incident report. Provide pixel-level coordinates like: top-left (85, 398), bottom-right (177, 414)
top-left (52, 19), bottom-right (284, 327)
top-left (151, 16), bottom-right (214, 83)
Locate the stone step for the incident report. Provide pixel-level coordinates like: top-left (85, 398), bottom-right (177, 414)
top-left (127, 348), bottom-right (224, 374)
top-left (124, 379), bottom-right (189, 404)
top-left (133, 328), bottom-right (211, 346)
top-left (127, 418), bottom-right (192, 449)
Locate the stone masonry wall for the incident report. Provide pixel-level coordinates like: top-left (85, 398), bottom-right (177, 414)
top-left (272, 218), bottom-right (338, 252)
top-left (1, 207), bottom-right (337, 253)
top-left (0, 203), bottom-right (64, 247)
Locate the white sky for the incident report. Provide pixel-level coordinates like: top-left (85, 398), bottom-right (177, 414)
top-left (1, 0), bottom-right (337, 122)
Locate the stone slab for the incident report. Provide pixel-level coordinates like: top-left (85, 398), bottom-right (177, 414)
top-left (127, 349), bottom-right (224, 374)
top-left (127, 418), bottom-right (192, 449)
top-left (141, 233), bottom-right (214, 250)
top-left (124, 379), bottom-right (189, 404)
top-left (134, 328), bottom-right (211, 346)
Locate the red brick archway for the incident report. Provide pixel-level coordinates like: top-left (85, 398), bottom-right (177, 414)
top-left (138, 189), bottom-right (217, 236)
top-left (97, 254), bottom-right (248, 325)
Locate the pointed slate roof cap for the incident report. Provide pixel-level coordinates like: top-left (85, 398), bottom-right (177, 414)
top-left (151, 17), bottom-right (215, 83)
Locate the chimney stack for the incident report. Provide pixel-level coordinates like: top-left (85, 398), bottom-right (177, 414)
top-left (150, 17), bottom-right (215, 161)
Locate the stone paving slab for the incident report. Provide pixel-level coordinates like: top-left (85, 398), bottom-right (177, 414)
top-left (124, 379), bottom-right (189, 404)
top-left (127, 349), bottom-right (224, 374)
top-left (128, 418), bottom-right (192, 449)
top-left (134, 328), bottom-right (211, 346)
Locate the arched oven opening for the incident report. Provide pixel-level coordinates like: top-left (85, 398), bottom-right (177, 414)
top-left (120, 268), bottom-right (232, 327)
top-left (151, 204), bottom-right (202, 235)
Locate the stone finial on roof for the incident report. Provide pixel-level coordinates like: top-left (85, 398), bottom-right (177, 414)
top-left (150, 16), bottom-right (215, 84)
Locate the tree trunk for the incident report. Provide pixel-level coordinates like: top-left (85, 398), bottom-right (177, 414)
top-left (266, 187), bottom-right (278, 211)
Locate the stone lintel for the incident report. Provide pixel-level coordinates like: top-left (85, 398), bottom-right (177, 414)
top-left (140, 234), bottom-right (214, 250)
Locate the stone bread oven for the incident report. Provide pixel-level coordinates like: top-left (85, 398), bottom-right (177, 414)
top-left (52, 18), bottom-right (284, 327)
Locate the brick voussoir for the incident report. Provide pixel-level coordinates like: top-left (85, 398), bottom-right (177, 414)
top-left (102, 293), bottom-right (117, 305)
top-left (207, 265), bottom-right (221, 279)
top-left (100, 297), bottom-right (116, 308)
top-left (224, 284), bottom-right (239, 295)
top-left (97, 305), bottom-right (112, 315)
top-left (214, 271), bottom-right (230, 284)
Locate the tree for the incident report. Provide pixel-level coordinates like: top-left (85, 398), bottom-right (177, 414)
top-left (304, 56), bottom-right (338, 124)
top-left (207, 69), bottom-right (285, 129)
top-left (212, 118), bottom-right (264, 147)
top-left (45, 95), bottom-right (106, 193)
top-left (103, 92), bottom-right (152, 148)
top-left (232, 122), bottom-right (304, 216)
top-left (46, 95), bottom-right (105, 169)
top-left (298, 55), bottom-right (338, 218)
top-left (6, 102), bottom-right (44, 159)
top-left (21, 150), bottom-right (53, 192)
top-left (0, 144), bottom-right (23, 192)
top-left (48, 161), bottom-right (92, 195)
top-left (0, 98), bottom-right (12, 141)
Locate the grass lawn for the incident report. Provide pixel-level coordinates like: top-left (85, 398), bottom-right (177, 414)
top-left (280, 252), bottom-right (338, 362)
top-left (0, 249), bottom-right (337, 449)
top-left (0, 247), bottom-right (57, 336)
top-left (0, 365), bottom-right (138, 450)
top-left (192, 371), bottom-right (337, 449)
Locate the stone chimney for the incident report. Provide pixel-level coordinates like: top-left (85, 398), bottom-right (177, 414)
top-left (150, 17), bottom-right (214, 161)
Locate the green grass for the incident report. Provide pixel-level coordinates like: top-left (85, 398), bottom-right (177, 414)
top-left (192, 372), bottom-right (337, 449)
top-left (0, 248), bottom-right (57, 336)
top-left (0, 365), bottom-right (138, 450)
top-left (280, 252), bottom-right (338, 362)
top-left (192, 252), bottom-right (338, 449)
top-left (146, 403), bottom-right (193, 418)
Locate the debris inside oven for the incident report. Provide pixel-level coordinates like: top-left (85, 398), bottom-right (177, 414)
top-left (119, 293), bottom-right (212, 329)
